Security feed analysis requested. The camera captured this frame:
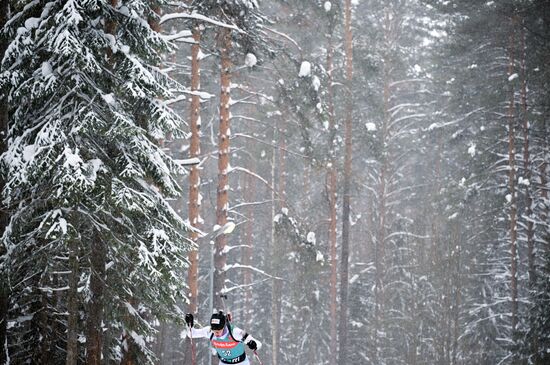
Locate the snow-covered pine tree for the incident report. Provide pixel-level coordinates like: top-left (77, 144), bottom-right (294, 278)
top-left (0, 0), bottom-right (193, 363)
top-left (0, 0), bottom-right (9, 362)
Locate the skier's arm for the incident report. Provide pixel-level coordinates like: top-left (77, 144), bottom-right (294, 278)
top-left (187, 325), bottom-right (211, 339)
top-left (233, 327), bottom-right (262, 350)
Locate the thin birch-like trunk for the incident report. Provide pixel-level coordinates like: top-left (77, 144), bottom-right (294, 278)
top-left (326, 16), bottom-right (339, 365)
top-left (519, 22), bottom-right (535, 285)
top-left (272, 115), bottom-right (288, 365)
top-left (338, 1), bottom-right (354, 364)
top-left (270, 125), bottom-right (279, 365)
top-left (242, 172), bottom-right (255, 327)
top-left (506, 19), bottom-right (519, 336)
top-left (373, 9), bottom-right (391, 362)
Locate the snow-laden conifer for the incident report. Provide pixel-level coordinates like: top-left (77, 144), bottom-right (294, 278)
top-left (0, 0), bottom-right (193, 362)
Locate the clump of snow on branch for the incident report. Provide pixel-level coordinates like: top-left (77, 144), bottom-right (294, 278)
top-left (299, 61), bottom-right (311, 77)
top-left (245, 53), bottom-right (257, 67)
top-left (312, 75), bottom-right (321, 91)
top-left (468, 143), bottom-right (476, 157)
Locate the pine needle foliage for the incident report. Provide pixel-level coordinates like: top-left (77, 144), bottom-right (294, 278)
top-left (0, 0), bottom-right (193, 362)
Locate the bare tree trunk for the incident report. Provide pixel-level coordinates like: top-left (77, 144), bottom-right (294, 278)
top-left (0, 1), bottom-right (10, 362)
top-left (518, 20), bottom-right (539, 362)
top-left (338, 1), bottom-right (353, 364)
top-left (66, 240), bottom-right (79, 365)
top-left (120, 298), bottom-right (139, 365)
top-left (186, 21), bottom-right (202, 365)
top-left (541, 156), bottom-right (549, 255)
top-left (451, 221), bottom-right (462, 365)
top-left (519, 22), bottom-right (535, 285)
top-left (87, 233), bottom-right (106, 365)
top-left (373, 9), bottom-right (392, 363)
top-left (214, 27), bottom-right (232, 311)
top-left (0, 282), bottom-right (7, 365)
top-left (271, 115), bottom-right (288, 365)
top-left (278, 121), bottom-right (288, 209)
top-left (270, 131), bottom-right (279, 365)
top-left (156, 323), bottom-right (166, 364)
top-left (38, 288), bottom-right (54, 363)
top-left (188, 22), bottom-right (202, 316)
top-left (325, 14), bottom-right (339, 365)
top-left (506, 20), bottom-right (519, 336)
top-left (242, 172), bottom-right (255, 327)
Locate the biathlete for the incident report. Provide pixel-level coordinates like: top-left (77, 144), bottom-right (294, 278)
top-left (185, 311), bottom-right (262, 364)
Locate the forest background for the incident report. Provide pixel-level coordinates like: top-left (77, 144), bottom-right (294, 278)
top-left (1, 0), bottom-right (549, 365)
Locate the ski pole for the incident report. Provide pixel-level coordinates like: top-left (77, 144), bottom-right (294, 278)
top-left (220, 294), bottom-right (231, 322)
top-left (220, 294), bottom-right (228, 313)
top-left (253, 350), bottom-right (264, 365)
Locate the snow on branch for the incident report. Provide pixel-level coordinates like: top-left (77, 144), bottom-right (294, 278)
top-left (389, 78), bottom-right (426, 88)
top-left (385, 231), bottom-right (430, 241)
top-left (222, 263), bottom-right (283, 281)
top-left (161, 30), bottom-right (195, 43)
top-left (222, 244), bottom-right (251, 254)
top-left (260, 25), bottom-right (302, 53)
top-left (162, 90), bottom-right (215, 107)
top-left (228, 166), bottom-right (270, 187)
top-left (223, 278), bottom-right (272, 294)
top-left (426, 107), bottom-right (485, 131)
top-left (229, 199), bottom-right (274, 211)
top-left (173, 158), bottom-right (200, 167)
top-left (160, 12), bottom-right (243, 33)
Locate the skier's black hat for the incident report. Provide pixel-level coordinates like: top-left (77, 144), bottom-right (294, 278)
top-left (210, 311), bottom-right (226, 331)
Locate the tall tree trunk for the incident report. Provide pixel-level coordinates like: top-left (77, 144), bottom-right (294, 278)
top-left (120, 298), bottom-right (139, 365)
top-left (0, 282), bottom-right (7, 365)
top-left (542, 107), bottom-right (550, 255)
top-left (519, 22), bottom-right (535, 285)
top-left (186, 21), bottom-right (202, 365)
top-left (271, 117), bottom-right (286, 365)
top-left (451, 220), bottom-right (462, 365)
top-left (188, 21), bottom-right (202, 317)
top-left (270, 124), bottom-right (278, 365)
top-left (214, 27), bottom-right (232, 311)
top-left (38, 287), bottom-right (54, 363)
top-left (506, 20), bottom-right (519, 336)
top-left (87, 233), bottom-right (106, 365)
top-left (326, 15), bottom-right (339, 365)
top-left (338, 1), bottom-right (353, 364)
top-left (86, 2), bottom-right (118, 362)
top-left (373, 9), bottom-right (391, 363)
top-left (0, 1), bottom-right (10, 362)
top-left (278, 120), bottom-right (287, 209)
top-left (519, 20), bottom-right (539, 362)
top-left (66, 239), bottom-right (79, 365)
top-left (242, 172), bottom-right (255, 327)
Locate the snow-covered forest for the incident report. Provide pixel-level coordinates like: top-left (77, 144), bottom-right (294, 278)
top-left (0, 0), bottom-right (549, 364)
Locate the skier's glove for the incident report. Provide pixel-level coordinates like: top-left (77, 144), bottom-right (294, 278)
top-left (185, 313), bottom-right (194, 328)
top-left (247, 340), bottom-right (257, 351)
